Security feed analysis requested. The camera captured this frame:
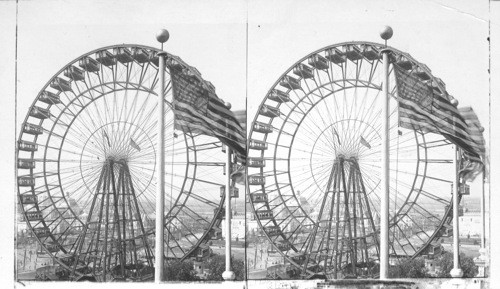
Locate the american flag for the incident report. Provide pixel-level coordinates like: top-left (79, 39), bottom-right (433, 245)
top-left (394, 64), bottom-right (483, 178)
top-left (169, 65), bottom-right (246, 162)
top-left (458, 107), bottom-right (485, 181)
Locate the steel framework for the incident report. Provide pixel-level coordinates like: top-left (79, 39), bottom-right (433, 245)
top-left (247, 41), bottom-right (461, 279)
top-left (17, 45), bottom-right (226, 281)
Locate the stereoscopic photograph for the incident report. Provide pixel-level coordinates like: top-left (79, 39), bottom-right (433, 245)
top-left (1, 1), bottom-right (499, 288)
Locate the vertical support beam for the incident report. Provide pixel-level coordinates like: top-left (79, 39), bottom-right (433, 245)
top-left (119, 168), bottom-right (128, 265)
top-left (155, 50), bottom-right (167, 283)
top-left (450, 145), bottom-right (463, 277)
top-left (333, 167), bottom-right (342, 278)
top-left (103, 163), bottom-right (112, 281)
top-left (339, 158), bottom-right (356, 275)
top-left (322, 161), bottom-right (339, 276)
top-left (350, 163), bottom-right (358, 270)
top-left (379, 48), bottom-right (390, 279)
top-left (71, 163), bottom-right (107, 277)
top-left (110, 162), bottom-right (125, 276)
top-left (222, 148), bottom-right (236, 281)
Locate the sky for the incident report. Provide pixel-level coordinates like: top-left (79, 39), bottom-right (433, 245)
top-left (0, 0), bottom-right (499, 287)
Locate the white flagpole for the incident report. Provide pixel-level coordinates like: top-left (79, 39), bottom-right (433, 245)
top-left (379, 25), bottom-right (393, 280)
top-left (475, 163), bottom-right (488, 277)
top-left (479, 126), bottom-right (486, 253)
top-left (155, 29), bottom-right (169, 283)
top-left (481, 166), bottom-right (486, 250)
top-left (450, 144), bottom-right (463, 277)
top-left (474, 126), bottom-right (487, 277)
top-left (222, 103), bottom-right (235, 281)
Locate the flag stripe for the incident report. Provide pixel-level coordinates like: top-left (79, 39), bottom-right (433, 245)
top-left (457, 106), bottom-right (486, 181)
top-left (169, 66), bottom-right (246, 162)
top-left (400, 104), bottom-right (481, 153)
top-left (398, 100), bottom-right (480, 157)
top-left (399, 95), bottom-right (472, 142)
top-left (458, 106), bottom-right (486, 154)
top-left (175, 117), bottom-right (246, 151)
top-left (175, 118), bottom-right (246, 158)
top-left (175, 103), bottom-right (246, 143)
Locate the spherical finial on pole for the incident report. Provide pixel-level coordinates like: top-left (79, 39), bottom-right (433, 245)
top-left (451, 99), bottom-right (459, 107)
top-left (479, 126), bottom-right (485, 133)
top-left (380, 26), bottom-right (393, 40)
top-left (225, 102), bottom-right (232, 109)
top-left (156, 29), bottom-right (170, 44)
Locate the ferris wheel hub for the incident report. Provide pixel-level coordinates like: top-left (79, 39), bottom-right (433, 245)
top-left (106, 157), bottom-right (128, 166)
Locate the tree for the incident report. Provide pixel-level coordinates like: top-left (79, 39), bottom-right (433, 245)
top-left (434, 252), bottom-right (478, 278)
top-left (388, 251), bottom-right (479, 278)
top-left (388, 256), bottom-right (428, 278)
top-left (265, 271), bottom-right (282, 280)
top-left (204, 254), bottom-right (245, 281)
top-left (163, 259), bottom-right (200, 281)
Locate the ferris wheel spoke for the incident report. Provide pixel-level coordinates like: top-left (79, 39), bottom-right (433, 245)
top-left (411, 203), bottom-right (441, 224)
top-left (422, 138), bottom-right (452, 149)
top-left (133, 176), bottom-right (177, 207)
top-left (389, 135), bottom-right (418, 151)
top-left (398, 215), bottom-right (431, 245)
top-left (126, 97), bottom-right (159, 137)
top-left (285, 219), bottom-right (313, 247)
top-left (308, 162), bottom-right (335, 186)
top-left (259, 170), bottom-right (286, 178)
top-left (366, 59), bottom-right (381, 84)
top-left (310, 80), bottom-right (336, 128)
top-left (141, 115), bottom-right (175, 145)
top-left (290, 164), bottom-right (328, 191)
top-left (184, 191), bottom-right (219, 208)
top-left (113, 65), bottom-right (130, 120)
top-left (72, 80), bottom-right (97, 108)
top-left (122, 70), bottom-right (160, 125)
top-left (51, 113), bottom-right (98, 145)
top-left (368, 109), bottom-right (395, 140)
top-left (57, 86), bottom-right (85, 112)
top-left (53, 217), bottom-right (82, 245)
top-left (178, 205), bottom-right (212, 228)
top-left (130, 96), bottom-right (173, 144)
top-left (361, 182), bottom-right (384, 214)
top-left (38, 143), bottom-right (96, 161)
top-left (169, 217), bottom-right (198, 246)
top-left (292, 115), bottom-right (328, 144)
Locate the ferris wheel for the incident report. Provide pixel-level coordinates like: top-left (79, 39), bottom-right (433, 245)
top-left (16, 44), bottom-right (227, 281)
top-left (247, 42), bottom-right (463, 279)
